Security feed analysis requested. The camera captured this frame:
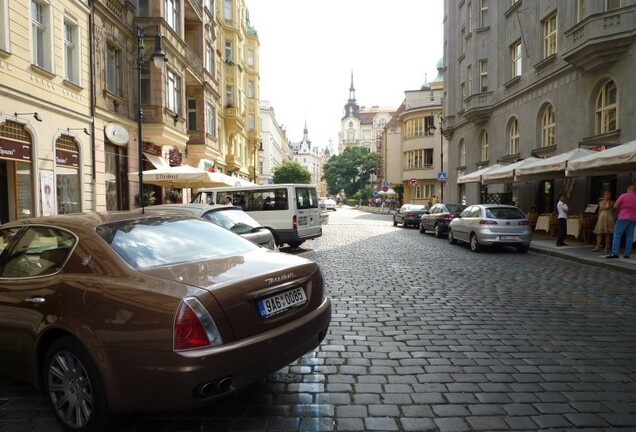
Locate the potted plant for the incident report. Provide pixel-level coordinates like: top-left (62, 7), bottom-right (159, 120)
top-left (165, 189), bottom-right (182, 203)
top-left (135, 190), bottom-right (156, 206)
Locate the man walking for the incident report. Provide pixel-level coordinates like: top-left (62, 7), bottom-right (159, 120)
top-left (556, 194), bottom-right (568, 247)
top-left (606, 186), bottom-right (636, 259)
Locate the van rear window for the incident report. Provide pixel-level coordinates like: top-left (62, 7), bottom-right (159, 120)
top-left (296, 187), bottom-right (319, 209)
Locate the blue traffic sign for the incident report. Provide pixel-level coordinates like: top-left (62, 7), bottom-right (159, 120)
top-left (437, 172), bottom-right (448, 183)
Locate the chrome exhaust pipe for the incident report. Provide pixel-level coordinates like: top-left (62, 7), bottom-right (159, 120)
top-left (197, 377), bottom-right (233, 397)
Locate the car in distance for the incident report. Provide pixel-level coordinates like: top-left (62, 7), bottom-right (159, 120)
top-left (393, 204), bottom-right (427, 228)
top-left (323, 198), bottom-right (337, 211)
top-left (150, 203), bottom-right (276, 250)
top-left (0, 211), bottom-right (331, 431)
top-left (447, 204), bottom-right (532, 253)
top-left (419, 203), bottom-right (467, 238)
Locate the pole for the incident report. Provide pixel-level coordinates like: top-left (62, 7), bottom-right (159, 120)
top-left (440, 117), bottom-right (444, 203)
top-left (136, 25), bottom-right (145, 213)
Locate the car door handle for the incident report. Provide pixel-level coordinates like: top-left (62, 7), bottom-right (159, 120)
top-left (24, 297), bottom-right (46, 304)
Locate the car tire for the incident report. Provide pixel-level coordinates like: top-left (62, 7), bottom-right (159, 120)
top-left (393, 218), bottom-right (398, 226)
top-left (434, 224), bottom-right (442, 238)
top-left (419, 223), bottom-right (425, 234)
top-left (517, 245), bottom-right (530, 253)
top-left (448, 229), bottom-right (457, 244)
top-left (44, 337), bottom-right (117, 432)
top-left (469, 233), bottom-right (482, 252)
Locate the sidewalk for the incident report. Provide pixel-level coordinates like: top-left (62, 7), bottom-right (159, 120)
top-left (529, 234), bottom-right (636, 275)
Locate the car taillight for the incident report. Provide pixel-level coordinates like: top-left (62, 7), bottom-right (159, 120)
top-left (442, 214), bottom-right (453, 221)
top-left (519, 220), bottom-right (530, 225)
top-left (174, 297), bottom-right (223, 351)
top-left (479, 219), bottom-right (498, 225)
top-left (292, 215), bottom-right (297, 230)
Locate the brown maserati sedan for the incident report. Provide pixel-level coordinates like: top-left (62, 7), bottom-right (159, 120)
top-left (0, 211), bottom-right (331, 431)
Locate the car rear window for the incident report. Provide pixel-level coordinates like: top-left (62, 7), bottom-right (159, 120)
top-left (96, 217), bottom-right (259, 269)
top-left (485, 207), bottom-right (526, 220)
top-left (446, 204), bottom-right (467, 213)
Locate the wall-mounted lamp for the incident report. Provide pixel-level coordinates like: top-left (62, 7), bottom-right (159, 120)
top-left (15, 112), bottom-right (42, 122)
top-left (173, 113), bottom-right (179, 126)
top-left (67, 128), bottom-right (91, 136)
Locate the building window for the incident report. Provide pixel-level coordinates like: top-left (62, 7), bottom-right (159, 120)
top-left (511, 40), bottom-right (522, 78)
top-left (248, 114), bottom-right (255, 131)
top-left (405, 149), bottom-right (433, 169)
top-left (0, 0), bottom-right (9, 52)
top-left (595, 80), bottom-right (618, 134)
top-left (577, 0), bottom-right (586, 22)
top-left (480, 131), bottom-right (489, 161)
top-left (543, 13), bottom-right (557, 58)
top-left (606, 0), bottom-right (620, 10)
top-left (205, 44), bottom-right (214, 73)
top-left (479, 60), bottom-right (488, 92)
top-left (466, 64), bottom-right (472, 97)
top-left (460, 27), bottom-right (466, 53)
top-left (106, 43), bottom-right (121, 96)
top-left (165, 0), bottom-right (180, 33)
top-left (137, 0), bottom-right (150, 16)
top-left (225, 41), bottom-right (232, 62)
top-left (479, 0), bottom-right (488, 27)
top-left (248, 80), bottom-right (255, 98)
top-left (166, 69), bottom-right (181, 114)
top-left (205, 0), bottom-right (213, 12)
top-left (55, 135), bottom-right (81, 214)
top-left (208, 105), bottom-right (218, 139)
top-left (247, 48), bottom-right (254, 66)
top-left (224, 0), bottom-right (232, 19)
top-left (425, 116), bottom-right (435, 135)
top-left (31, 0), bottom-right (52, 70)
top-left (187, 99), bottom-right (197, 132)
top-left (541, 104), bottom-right (555, 148)
top-left (467, 1), bottom-right (472, 33)
top-left (405, 118), bottom-right (425, 139)
top-left (63, 20), bottom-right (80, 84)
top-left (225, 85), bottom-right (233, 106)
top-left (459, 139), bottom-right (466, 166)
top-left (509, 118), bottom-right (519, 155)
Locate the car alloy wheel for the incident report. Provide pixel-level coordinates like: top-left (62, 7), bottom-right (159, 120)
top-left (470, 233), bottom-right (482, 252)
top-left (419, 223), bottom-right (425, 234)
top-left (448, 229), bottom-right (457, 244)
top-left (44, 337), bottom-right (115, 432)
top-left (434, 224), bottom-right (442, 238)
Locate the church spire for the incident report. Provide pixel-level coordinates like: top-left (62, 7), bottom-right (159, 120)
top-left (349, 71), bottom-right (356, 102)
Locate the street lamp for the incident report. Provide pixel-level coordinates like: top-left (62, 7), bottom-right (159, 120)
top-left (427, 114), bottom-right (445, 203)
top-left (136, 24), bottom-right (167, 213)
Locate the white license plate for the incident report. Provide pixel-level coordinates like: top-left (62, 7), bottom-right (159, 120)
top-left (500, 235), bottom-right (519, 240)
top-left (257, 287), bottom-right (307, 318)
top-left (298, 216), bottom-right (308, 226)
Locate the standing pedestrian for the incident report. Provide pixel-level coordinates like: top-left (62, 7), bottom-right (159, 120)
top-left (592, 191), bottom-right (615, 252)
top-left (556, 194), bottom-right (568, 247)
top-left (606, 185), bottom-right (636, 259)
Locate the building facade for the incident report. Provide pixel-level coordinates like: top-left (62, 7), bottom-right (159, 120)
top-left (259, 100), bottom-right (290, 185)
top-left (0, 0), bottom-right (259, 221)
top-left (443, 0), bottom-right (636, 213)
top-left (290, 123), bottom-right (322, 189)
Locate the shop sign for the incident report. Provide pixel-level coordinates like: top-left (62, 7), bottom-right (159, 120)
top-left (0, 138), bottom-right (32, 162)
top-left (56, 148), bottom-right (79, 168)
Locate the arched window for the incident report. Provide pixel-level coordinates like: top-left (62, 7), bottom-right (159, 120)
top-left (480, 131), bottom-right (489, 162)
top-left (55, 135), bottom-right (81, 214)
top-left (595, 80), bottom-right (617, 134)
top-left (541, 104), bottom-right (556, 148)
top-left (458, 139), bottom-right (466, 167)
top-left (509, 118), bottom-right (519, 155)
top-left (0, 121), bottom-right (34, 220)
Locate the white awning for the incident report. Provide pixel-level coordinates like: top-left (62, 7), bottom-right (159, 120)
top-left (514, 148), bottom-right (593, 182)
top-left (566, 141), bottom-right (636, 177)
top-left (143, 153), bottom-right (169, 168)
top-left (456, 164), bottom-right (502, 184)
top-left (481, 157), bottom-right (540, 185)
top-left (128, 165), bottom-right (237, 188)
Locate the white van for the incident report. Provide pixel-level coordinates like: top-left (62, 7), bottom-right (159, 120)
top-left (191, 184), bottom-right (322, 248)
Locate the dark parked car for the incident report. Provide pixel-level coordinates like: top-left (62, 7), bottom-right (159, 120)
top-left (0, 211), bottom-right (331, 431)
top-left (419, 203), bottom-right (467, 237)
top-left (393, 204), bottom-right (428, 228)
top-left (151, 203), bottom-right (276, 250)
top-left (448, 204), bottom-right (532, 253)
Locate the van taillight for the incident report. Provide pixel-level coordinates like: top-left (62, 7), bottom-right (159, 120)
top-left (292, 215), bottom-right (297, 230)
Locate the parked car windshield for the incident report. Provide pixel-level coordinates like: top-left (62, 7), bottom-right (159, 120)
top-left (485, 207), bottom-right (526, 220)
top-left (203, 208), bottom-right (262, 235)
top-left (96, 217), bottom-right (258, 269)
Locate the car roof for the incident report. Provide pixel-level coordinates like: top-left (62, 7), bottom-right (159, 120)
top-left (149, 203), bottom-right (233, 217)
top-left (471, 204), bottom-right (522, 209)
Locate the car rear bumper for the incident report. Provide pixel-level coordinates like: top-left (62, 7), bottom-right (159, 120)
top-left (100, 298), bottom-right (332, 412)
top-left (479, 232), bottom-right (532, 246)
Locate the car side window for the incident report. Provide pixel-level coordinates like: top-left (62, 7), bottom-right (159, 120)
top-left (460, 207), bottom-right (473, 217)
top-left (0, 227), bottom-right (75, 278)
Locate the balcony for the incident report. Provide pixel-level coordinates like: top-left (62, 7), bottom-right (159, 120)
top-left (462, 92), bottom-right (494, 125)
top-left (563, 5), bottom-right (636, 72)
top-left (223, 106), bottom-right (245, 138)
top-left (225, 154), bottom-right (240, 173)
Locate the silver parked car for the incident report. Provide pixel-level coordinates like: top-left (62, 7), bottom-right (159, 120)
top-left (447, 204), bottom-right (532, 253)
top-left (150, 204), bottom-right (277, 250)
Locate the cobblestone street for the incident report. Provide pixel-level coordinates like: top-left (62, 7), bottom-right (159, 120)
top-left (1, 206), bottom-right (636, 431)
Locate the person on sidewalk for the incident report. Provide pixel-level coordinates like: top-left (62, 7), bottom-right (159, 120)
top-left (606, 186), bottom-right (636, 259)
top-left (556, 194), bottom-right (568, 247)
top-left (593, 190), bottom-right (615, 252)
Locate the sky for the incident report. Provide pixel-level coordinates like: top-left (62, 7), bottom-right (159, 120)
top-left (244, 0), bottom-right (444, 153)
